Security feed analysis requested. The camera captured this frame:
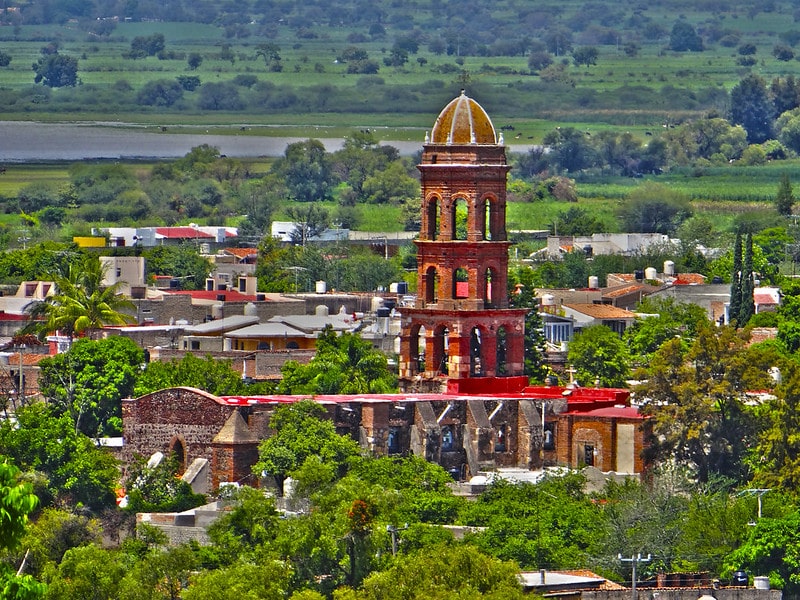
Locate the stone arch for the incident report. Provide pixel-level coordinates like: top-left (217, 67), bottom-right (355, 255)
top-left (409, 323), bottom-right (426, 374)
top-left (482, 194), bottom-right (497, 240)
top-left (169, 435), bottom-right (187, 474)
top-left (433, 324), bottom-right (450, 375)
top-left (424, 266), bottom-right (438, 304)
top-left (425, 194), bottom-right (440, 240)
top-left (470, 326), bottom-right (484, 376)
top-left (453, 265), bottom-right (469, 299)
top-left (451, 196), bottom-right (469, 241)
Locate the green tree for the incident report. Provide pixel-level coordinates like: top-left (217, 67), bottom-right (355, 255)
top-left (776, 173), bottom-right (795, 216)
top-left (24, 255), bottom-right (135, 340)
top-left (361, 161), bottom-right (418, 205)
top-left (253, 400), bottom-right (362, 495)
top-left (542, 127), bottom-right (598, 173)
top-left (134, 353), bottom-right (248, 397)
top-left (20, 508), bottom-right (102, 579)
top-left (669, 21), bottom-right (703, 51)
top-left (124, 454), bottom-right (206, 513)
top-left (0, 459), bottom-right (45, 600)
top-left (38, 337), bottom-right (143, 437)
top-left (143, 244), bottom-right (212, 290)
top-left (32, 53), bottom-right (78, 87)
top-left (0, 404), bottom-right (118, 509)
top-left (567, 325), bottom-right (630, 387)
top-left (461, 473), bottom-right (601, 569)
top-left (572, 46), bottom-right (599, 67)
top-left (44, 544), bottom-right (124, 600)
top-left (618, 182), bottom-right (692, 234)
top-left (730, 74), bottom-right (775, 144)
top-left (182, 560), bottom-right (293, 600)
top-left (358, 543), bottom-right (526, 599)
top-left (186, 52), bottom-right (203, 70)
top-left (508, 266), bottom-right (548, 382)
top-left (638, 324), bottom-right (772, 483)
top-left (739, 233), bottom-right (755, 326)
top-left (724, 511), bottom-right (800, 595)
top-left (136, 79), bottom-right (183, 107)
top-left (279, 328), bottom-right (397, 395)
top-left (729, 232), bottom-right (743, 325)
top-left (273, 139), bottom-right (335, 203)
top-left (624, 296), bottom-right (707, 360)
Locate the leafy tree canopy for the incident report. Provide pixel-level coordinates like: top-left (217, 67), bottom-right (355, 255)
top-left (38, 336), bottom-right (143, 437)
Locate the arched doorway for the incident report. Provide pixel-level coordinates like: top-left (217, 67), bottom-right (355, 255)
top-left (496, 326), bottom-right (508, 375)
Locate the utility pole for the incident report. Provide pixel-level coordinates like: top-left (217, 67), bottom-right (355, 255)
top-left (618, 553), bottom-right (651, 600)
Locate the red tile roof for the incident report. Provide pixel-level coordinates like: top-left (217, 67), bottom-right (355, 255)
top-left (224, 248), bottom-right (258, 259)
top-left (672, 273), bottom-right (706, 285)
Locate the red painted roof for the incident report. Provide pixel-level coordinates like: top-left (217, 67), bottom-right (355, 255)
top-left (564, 405), bottom-right (643, 419)
top-left (168, 290), bottom-right (259, 302)
top-left (155, 227), bottom-right (214, 239)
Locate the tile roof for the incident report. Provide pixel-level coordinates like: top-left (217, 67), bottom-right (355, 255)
top-left (563, 303), bottom-right (638, 319)
top-left (223, 247), bottom-right (258, 259)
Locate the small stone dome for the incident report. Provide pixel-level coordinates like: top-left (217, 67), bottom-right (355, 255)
top-left (430, 90), bottom-right (497, 145)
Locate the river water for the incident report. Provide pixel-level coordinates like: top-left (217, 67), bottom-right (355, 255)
top-left (0, 121), bottom-right (535, 162)
top-left (0, 121), bottom-right (424, 162)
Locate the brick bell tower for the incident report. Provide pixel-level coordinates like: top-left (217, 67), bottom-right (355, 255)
top-left (399, 91), bottom-right (527, 389)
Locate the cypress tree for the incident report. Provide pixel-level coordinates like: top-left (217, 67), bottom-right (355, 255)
top-left (739, 233), bottom-right (755, 326)
top-left (777, 173), bottom-right (795, 217)
top-left (729, 232), bottom-right (743, 325)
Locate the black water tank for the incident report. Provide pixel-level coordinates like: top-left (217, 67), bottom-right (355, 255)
top-left (732, 571), bottom-right (748, 586)
top-left (712, 276), bottom-right (724, 284)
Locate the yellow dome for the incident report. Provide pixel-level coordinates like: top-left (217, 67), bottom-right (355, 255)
top-left (430, 91), bottom-right (497, 145)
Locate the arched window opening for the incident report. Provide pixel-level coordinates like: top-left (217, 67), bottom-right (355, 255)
top-left (433, 326), bottom-right (450, 375)
top-left (286, 340), bottom-right (299, 349)
top-left (454, 267), bottom-right (469, 299)
top-left (495, 424), bottom-right (507, 453)
top-left (441, 425), bottom-right (454, 451)
top-left (410, 324), bottom-right (426, 374)
top-left (484, 267), bottom-right (494, 307)
top-left (484, 198), bottom-right (493, 240)
top-left (452, 197), bottom-right (468, 240)
top-left (496, 326), bottom-right (508, 375)
top-left (470, 327), bottom-right (483, 376)
top-left (426, 196), bottom-right (440, 240)
top-left (170, 438), bottom-right (186, 475)
top-left (424, 266), bottom-right (438, 304)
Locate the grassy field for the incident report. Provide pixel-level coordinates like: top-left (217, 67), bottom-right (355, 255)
top-left (0, 3), bottom-right (800, 133)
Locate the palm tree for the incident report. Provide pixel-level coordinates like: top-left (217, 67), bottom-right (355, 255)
top-left (24, 256), bottom-right (135, 340)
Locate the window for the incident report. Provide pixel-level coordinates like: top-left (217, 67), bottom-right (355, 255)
top-left (388, 427), bottom-right (401, 454)
top-left (543, 423), bottom-right (555, 450)
top-left (584, 444), bottom-right (595, 467)
top-left (190, 340), bottom-right (200, 350)
top-left (441, 425), bottom-right (454, 451)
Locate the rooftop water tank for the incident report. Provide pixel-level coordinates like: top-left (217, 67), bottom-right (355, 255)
top-left (588, 276), bottom-right (599, 289)
top-left (315, 304), bottom-right (330, 316)
top-left (315, 280), bottom-right (327, 294)
top-left (244, 302), bottom-right (257, 316)
top-left (541, 293), bottom-right (556, 306)
top-left (645, 266), bottom-right (658, 280)
top-left (664, 260), bottom-right (675, 276)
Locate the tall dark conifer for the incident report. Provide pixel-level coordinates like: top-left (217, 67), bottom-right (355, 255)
top-left (777, 173), bottom-right (795, 217)
top-left (739, 233), bottom-right (755, 326)
top-left (729, 232), bottom-right (743, 325)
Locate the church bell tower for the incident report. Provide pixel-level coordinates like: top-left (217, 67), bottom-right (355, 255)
top-left (399, 92), bottom-right (527, 388)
